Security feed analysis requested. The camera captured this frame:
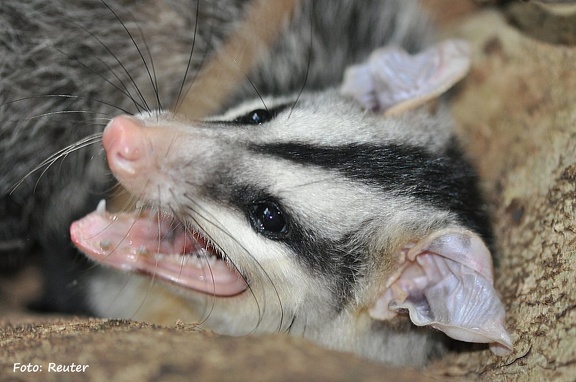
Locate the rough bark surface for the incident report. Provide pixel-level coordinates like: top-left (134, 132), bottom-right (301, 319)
top-left (429, 9), bottom-right (576, 381)
top-left (2, 3), bottom-right (576, 382)
top-left (0, 316), bottom-right (437, 382)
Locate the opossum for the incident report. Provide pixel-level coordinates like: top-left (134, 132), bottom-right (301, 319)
top-left (1, 0), bottom-right (512, 366)
top-left (1, 0), bottom-right (243, 311)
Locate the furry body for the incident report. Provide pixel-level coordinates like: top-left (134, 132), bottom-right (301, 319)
top-left (0, 0), bottom-right (428, 311)
top-left (1, 0), bottom-right (509, 365)
top-left (0, 0), bottom-right (246, 309)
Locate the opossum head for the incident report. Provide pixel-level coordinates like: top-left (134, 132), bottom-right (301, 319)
top-left (71, 43), bottom-right (512, 365)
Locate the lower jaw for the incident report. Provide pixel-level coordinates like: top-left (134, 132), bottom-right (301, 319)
top-left (70, 200), bottom-right (249, 298)
top-left (87, 261), bottom-right (249, 326)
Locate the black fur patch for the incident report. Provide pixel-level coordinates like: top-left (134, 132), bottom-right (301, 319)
top-left (218, 140), bottom-right (494, 310)
top-left (250, 140), bottom-right (493, 248)
top-left (228, 185), bottom-right (366, 312)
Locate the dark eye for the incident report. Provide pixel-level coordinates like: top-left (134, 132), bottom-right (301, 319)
top-left (235, 109), bottom-right (272, 125)
top-left (249, 201), bottom-right (289, 239)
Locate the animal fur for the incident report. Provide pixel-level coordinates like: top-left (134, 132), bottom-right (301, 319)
top-left (0, 0), bottom-right (429, 312)
top-left (1, 0), bottom-right (511, 366)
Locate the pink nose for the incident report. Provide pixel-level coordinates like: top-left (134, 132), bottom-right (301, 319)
top-left (103, 115), bottom-right (148, 177)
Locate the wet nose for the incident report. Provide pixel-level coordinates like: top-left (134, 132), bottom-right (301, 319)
top-left (102, 115), bottom-right (148, 177)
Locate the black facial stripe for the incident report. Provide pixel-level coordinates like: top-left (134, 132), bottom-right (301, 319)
top-left (215, 140), bottom-right (492, 313)
top-left (284, 224), bottom-right (367, 311)
top-left (229, 185), bottom-right (366, 312)
top-left (250, 140), bottom-right (493, 249)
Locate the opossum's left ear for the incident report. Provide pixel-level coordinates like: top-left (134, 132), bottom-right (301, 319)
top-left (340, 39), bottom-right (470, 116)
top-left (369, 228), bottom-right (513, 356)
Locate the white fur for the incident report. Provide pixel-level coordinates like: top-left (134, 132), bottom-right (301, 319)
top-left (88, 91), bottom-right (462, 366)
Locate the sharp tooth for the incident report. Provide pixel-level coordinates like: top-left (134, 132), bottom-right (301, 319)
top-left (97, 199), bottom-right (107, 214)
top-left (100, 240), bottom-right (112, 251)
top-left (206, 254), bottom-right (217, 266)
top-left (191, 256), bottom-right (204, 268)
top-left (136, 245), bottom-right (149, 256)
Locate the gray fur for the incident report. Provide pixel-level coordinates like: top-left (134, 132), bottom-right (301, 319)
top-left (227, 0), bottom-right (433, 105)
top-left (0, 0), bottom-right (429, 255)
top-left (0, 0), bottom-right (243, 306)
top-left (0, 0), bottom-right (240, 248)
top-left (85, 92), bottom-right (465, 365)
top-left (0, 0), bottom-right (473, 366)
top-left (0, 0), bottom-right (431, 307)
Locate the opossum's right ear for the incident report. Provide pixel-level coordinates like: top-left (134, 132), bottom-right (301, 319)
top-left (368, 228), bottom-right (513, 356)
top-left (340, 39), bottom-right (470, 116)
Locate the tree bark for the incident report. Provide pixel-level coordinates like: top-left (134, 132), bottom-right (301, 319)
top-left (429, 8), bottom-right (576, 381)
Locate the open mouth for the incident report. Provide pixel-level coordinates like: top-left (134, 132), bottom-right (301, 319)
top-left (70, 200), bottom-right (248, 297)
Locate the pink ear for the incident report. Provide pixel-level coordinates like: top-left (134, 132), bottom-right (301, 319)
top-left (369, 228), bottom-right (513, 356)
top-left (340, 39), bottom-right (471, 115)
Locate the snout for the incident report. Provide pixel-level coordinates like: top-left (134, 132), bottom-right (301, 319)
top-left (103, 115), bottom-right (151, 178)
